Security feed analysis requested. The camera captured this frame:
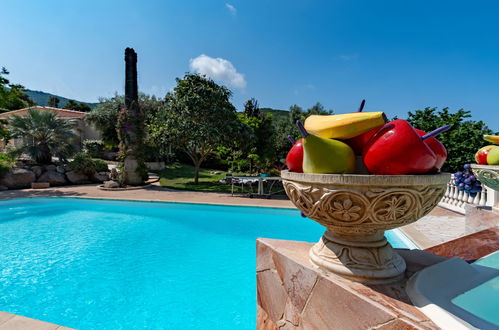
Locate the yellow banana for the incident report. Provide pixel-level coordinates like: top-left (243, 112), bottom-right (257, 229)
top-left (484, 135), bottom-right (499, 145)
top-left (304, 112), bottom-right (388, 139)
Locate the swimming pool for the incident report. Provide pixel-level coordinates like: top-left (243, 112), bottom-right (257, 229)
top-left (451, 251), bottom-right (499, 327)
top-left (0, 197), bottom-right (413, 329)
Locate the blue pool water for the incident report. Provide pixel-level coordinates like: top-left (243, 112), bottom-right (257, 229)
top-left (0, 197), bottom-right (412, 329)
top-left (452, 252), bottom-right (499, 327)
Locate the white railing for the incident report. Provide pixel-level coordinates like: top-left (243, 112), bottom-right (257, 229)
top-left (438, 175), bottom-right (498, 214)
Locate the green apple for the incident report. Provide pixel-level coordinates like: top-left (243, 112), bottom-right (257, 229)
top-left (487, 146), bottom-right (499, 165)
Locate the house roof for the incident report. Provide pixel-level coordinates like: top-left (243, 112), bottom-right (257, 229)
top-left (0, 106), bottom-right (87, 119)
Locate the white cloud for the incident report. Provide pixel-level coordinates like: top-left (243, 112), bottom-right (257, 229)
top-left (225, 3), bottom-right (237, 16)
top-left (189, 54), bottom-right (246, 89)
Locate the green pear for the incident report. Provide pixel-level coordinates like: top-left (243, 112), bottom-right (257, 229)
top-left (297, 120), bottom-right (356, 174)
top-left (487, 146), bottom-right (499, 165)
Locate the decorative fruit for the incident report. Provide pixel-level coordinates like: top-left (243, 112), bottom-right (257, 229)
top-left (487, 146), bottom-right (499, 165)
top-left (475, 145), bottom-right (496, 164)
top-left (344, 126), bottom-right (383, 155)
top-left (454, 164), bottom-right (482, 198)
top-left (363, 120), bottom-right (450, 175)
top-left (415, 129), bottom-right (447, 171)
top-left (484, 135), bottom-right (499, 144)
top-left (286, 137), bottom-right (304, 172)
top-left (304, 111), bottom-right (388, 140)
top-left (296, 120), bottom-right (355, 174)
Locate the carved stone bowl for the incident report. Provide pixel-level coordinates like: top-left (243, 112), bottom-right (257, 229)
top-left (471, 164), bottom-right (499, 191)
top-left (281, 170), bottom-right (450, 284)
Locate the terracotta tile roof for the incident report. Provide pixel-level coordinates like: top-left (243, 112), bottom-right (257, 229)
top-left (0, 106), bottom-right (87, 119)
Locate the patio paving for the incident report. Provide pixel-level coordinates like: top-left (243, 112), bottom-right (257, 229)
top-left (0, 182), bottom-right (293, 208)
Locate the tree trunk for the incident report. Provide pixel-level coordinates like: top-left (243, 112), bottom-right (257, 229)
top-left (37, 144), bottom-right (52, 164)
top-left (194, 163), bottom-right (200, 185)
top-left (185, 144), bottom-right (211, 185)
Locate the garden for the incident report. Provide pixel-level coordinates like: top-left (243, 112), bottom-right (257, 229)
top-left (0, 65), bottom-right (497, 193)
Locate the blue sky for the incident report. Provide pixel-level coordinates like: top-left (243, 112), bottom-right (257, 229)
top-left (2, 0), bottom-right (499, 131)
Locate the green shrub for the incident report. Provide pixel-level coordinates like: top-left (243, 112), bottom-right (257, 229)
top-left (69, 152), bottom-right (109, 175)
top-left (0, 153), bottom-right (14, 178)
top-left (83, 139), bottom-right (105, 158)
top-left (93, 159), bottom-right (109, 172)
top-left (69, 152), bottom-right (97, 176)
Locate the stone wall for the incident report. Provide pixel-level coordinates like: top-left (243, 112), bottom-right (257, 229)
top-left (256, 238), bottom-right (439, 330)
top-left (0, 163), bottom-right (109, 190)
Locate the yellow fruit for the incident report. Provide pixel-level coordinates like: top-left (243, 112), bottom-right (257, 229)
top-left (484, 135), bottom-right (499, 145)
top-left (304, 112), bottom-right (387, 139)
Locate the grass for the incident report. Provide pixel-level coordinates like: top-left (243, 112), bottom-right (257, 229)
top-left (158, 162), bottom-right (285, 195)
top-left (159, 163), bottom-right (234, 193)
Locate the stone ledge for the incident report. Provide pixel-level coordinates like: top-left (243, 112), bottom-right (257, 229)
top-left (256, 238), bottom-right (440, 330)
top-left (0, 311), bottom-right (74, 329)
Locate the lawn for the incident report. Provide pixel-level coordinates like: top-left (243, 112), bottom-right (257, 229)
top-left (158, 163), bottom-right (285, 195)
top-left (159, 163), bottom-right (235, 193)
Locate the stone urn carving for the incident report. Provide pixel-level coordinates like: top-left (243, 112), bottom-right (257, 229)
top-left (471, 164), bottom-right (499, 191)
top-left (281, 170), bottom-right (450, 283)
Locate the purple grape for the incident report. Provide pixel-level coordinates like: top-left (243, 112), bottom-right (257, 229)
top-left (465, 184), bottom-right (472, 191)
top-left (469, 175), bottom-right (476, 182)
top-left (464, 164), bottom-right (471, 170)
top-left (464, 178), bottom-right (471, 184)
top-left (470, 192), bottom-right (477, 198)
top-left (455, 171), bottom-right (463, 177)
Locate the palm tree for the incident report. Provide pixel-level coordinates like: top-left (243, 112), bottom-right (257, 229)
top-left (9, 109), bottom-right (77, 164)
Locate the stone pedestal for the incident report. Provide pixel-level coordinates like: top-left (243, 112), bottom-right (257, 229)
top-left (124, 157), bottom-right (144, 186)
top-left (257, 238), bottom-right (440, 330)
top-left (281, 171), bottom-right (449, 283)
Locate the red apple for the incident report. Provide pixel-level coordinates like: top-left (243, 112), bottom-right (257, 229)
top-left (344, 125), bottom-right (383, 155)
top-left (415, 129), bottom-right (447, 171)
top-left (363, 119), bottom-right (437, 175)
top-left (475, 145), bottom-right (495, 164)
top-left (286, 139), bottom-right (304, 172)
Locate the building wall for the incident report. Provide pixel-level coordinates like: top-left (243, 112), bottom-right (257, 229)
top-left (0, 107), bottom-right (102, 152)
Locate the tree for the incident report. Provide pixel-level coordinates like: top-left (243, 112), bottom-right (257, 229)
top-left (0, 67), bottom-right (34, 111)
top-left (237, 98), bottom-right (274, 172)
top-left (8, 109), bottom-right (77, 164)
top-left (406, 107), bottom-right (497, 172)
top-left (244, 98), bottom-right (261, 118)
top-left (47, 96), bottom-right (60, 108)
top-left (148, 73), bottom-right (242, 184)
top-left (64, 99), bottom-right (91, 112)
top-left (86, 94), bottom-right (164, 148)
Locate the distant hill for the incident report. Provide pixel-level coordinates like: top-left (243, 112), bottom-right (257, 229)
top-left (24, 89), bottom-right (98, 109)
top-left (260, 107), bottom-right (289, 121)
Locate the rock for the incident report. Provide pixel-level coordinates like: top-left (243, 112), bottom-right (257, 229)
top-left (31, 166), bottom-right (43, 178)
top-left (0, 185), bottom-right (8, 191)
top-left (56, 166), bottom-right (65, 174)
top-left (37, 171), bottom-right (67, 186)
top-left (31, 182), bottom-right (50, 189)
top-left (66, 171), bottom-right (90, 184)
top-left (103, 180), bottom-right (119, 189)
top-left (44, 164), bottom-right (56, 172)
top-left (93, 172), bottom-right (109, 182)
top-left (0, 169), bottom-right (36, 189)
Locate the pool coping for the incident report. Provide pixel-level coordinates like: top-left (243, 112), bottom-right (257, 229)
top-left (0, 311), bottom-right (74, 329)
